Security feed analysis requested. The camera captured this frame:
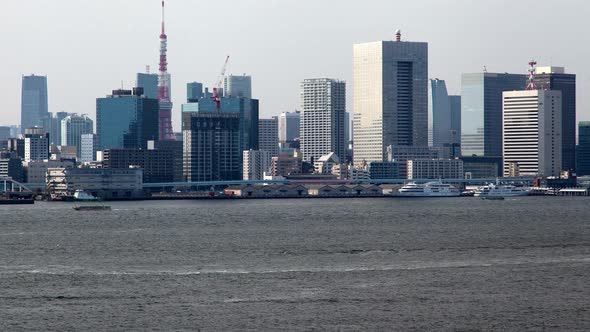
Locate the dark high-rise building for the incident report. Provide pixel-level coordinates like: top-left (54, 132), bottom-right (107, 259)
top-left (103, 148), bottom-right (175, 183)
top-left (187, 82), bottom-right (204, 102)
top-left (137, 73), bottom-right (159, 99)
top-left (21, 75), bottom-right (49, 133)
top-left (577, 121), bottom-right (590, 176)
top-left (182, 112), bottom-right (241, 182)
top-left (461, 72), bottom-right (526, 157)
top-left (450, 95), bottom-right (461, 147)
top-left (535, 66), bottom-right (576, 171)
top-left (0, 126), bottom-right (10, 140)
top-left (148, 140), bottom-right (183, 182)
top-left (96, 88), bottom-right (159, 150)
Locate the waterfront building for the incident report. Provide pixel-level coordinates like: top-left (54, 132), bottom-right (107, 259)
top-left (224, 75), bottom-right (252, 99)
top-left (314, 152), bottom-right (341, 174)
top-left (271, 154), bottom-right (302, 177)
top-left (259, 118), bottom-right (279, 157)
top-left (46, 167), bottom-right (143, 200)
top-left (21, 75), bottom-right (49, 133)
top-left (103, 148), bottom-right (175, 183)
top-left (148, 140), bottom-right (183, 182)
top-left (461, 72), bottom-right (526, 157)
top-left (577, 121), bottom-right (590, 176)
top-left (0, 157), bottom-right (25, 183)
top-left (80, 134), bottom-right (97, 163)
top-left (61, 114), bottom-right (93, 159)
top-left (243, 149), bottom-right (271, 180)
top-left (407, 159), bottom-right (464, 180)
top-left (24, 128), bottom-right (49, 162)
top-left (535, 66), bottom-right (576, 171)
top-left (367, 161), bottom-right (401, 179)
top-left (182, 111), bottom-right (241, 182)
top-left (24, 159), bottom-right (75, 184)
top-left (502, 90), bottom-right (562, 177)
top-left (387, 145), bottom-right (443, 178)
top-left (137, 73), bottom-right (159, 99)
top-left (460, 156), bottom-right (503, 178)
top-left (353, 31), bottom-right (428, 165)
top-left (300, 78), bottom-right (346, 163)
top-left (96, 88), bottom-right (159, 150)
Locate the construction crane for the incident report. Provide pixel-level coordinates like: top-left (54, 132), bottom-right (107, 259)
top-left (213, 55), bottom-right (230, 112)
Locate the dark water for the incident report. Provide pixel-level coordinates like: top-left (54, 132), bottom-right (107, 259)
top-left (1, 197), bottom-right (589, 331)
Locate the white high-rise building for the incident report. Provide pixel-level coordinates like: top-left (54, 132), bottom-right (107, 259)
top-left (353, 31), bottom-right (428, 166)
top-left (243, 150), bottom-right (271, 180)
top-left (502, 90), bottom-right (562, 177)
top-left (300, 78), bottom-right (346, 163)
top-left (80, 134), bottom-right (97, 163)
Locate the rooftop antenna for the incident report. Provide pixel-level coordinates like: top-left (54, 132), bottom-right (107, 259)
top-left (483, 65), bottom-right (488, 73)
top-left (526, 59), bottom-right (537, 90)
top-left (146, 65), bottom-right (151, 74)
top-left (395, 29), bottom-right (401, 42)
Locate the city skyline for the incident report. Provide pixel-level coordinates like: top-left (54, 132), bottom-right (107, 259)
top-left (2, 0), bottom-right (589, 131)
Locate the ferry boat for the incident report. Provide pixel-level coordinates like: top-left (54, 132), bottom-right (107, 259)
top-left (73, 205), bottom-right (111, 211)
top-left (73, 190), bottom-right (100, 201)
top-left (473, 183), bottom-right (529, 197)
top-left (397, 181), bottom-right (461, 197)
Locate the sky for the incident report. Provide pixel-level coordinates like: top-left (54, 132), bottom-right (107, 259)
top-left (1, 0), bottom-right (589, 131)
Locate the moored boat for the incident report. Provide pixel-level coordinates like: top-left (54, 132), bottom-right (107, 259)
top-left (474, 183), bottom-right (529, 197)
top-left (397, 181), bottom-right (461, 197)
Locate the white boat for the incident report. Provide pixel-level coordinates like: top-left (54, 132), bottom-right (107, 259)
top-left (397, 181), bottom-right (461, 197)
top-left (73, 190), bottom-right (100, 201)
top-left (473, 183), bottom-right (529, 197)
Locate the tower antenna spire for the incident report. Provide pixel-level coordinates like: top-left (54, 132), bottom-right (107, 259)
top-left (157, 0), bottom-right (173, 140)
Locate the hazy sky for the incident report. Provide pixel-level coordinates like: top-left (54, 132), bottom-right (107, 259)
top-left (1, 0), bottom-right (589, 131)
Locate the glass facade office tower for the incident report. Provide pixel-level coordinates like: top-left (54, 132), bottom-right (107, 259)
top-left (21, 75), bottom-right (49, 133)
top-left (353, 37), bottom-right (428, 166)
top-left (502, 90), bottom-right (562, 177)
top-left (224, 75), bottom-right (252, 99)
top-left (259, 118), bottom-right (279, 157)
top-left (137, 73), bottom-right (159, 99)
top-left (61, 114), bottom-right (94, 159)
top-left (197, 97), bottom-right (259, 153)
top-left (182, 112), bottom-right (241, 182)
top-left (535, 66), bottom-right (576, 171)
top-left (96, 88), bottom-right (159, 150)
top-left (42, 112), bottom-right (69, 146)
top-left (577, 122), bottom-right (590, 176)
top-left (428, 79), bottom-right (453, 148)
top-left (461, 73), bottom-right (526, 157)
top-left (278, 111), bottom-right (301, 144)
top-left (187, 82), bottom-right (204, 102)
top-left (300, 78), bottom-right (346, 163)
top-left (450, 96), bottom-right (461, 146)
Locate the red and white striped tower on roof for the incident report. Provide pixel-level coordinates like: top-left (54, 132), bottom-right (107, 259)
top-left (157, 0), bottom-right (174, 140)
top-left (526, 59), bottom-right (537, 90)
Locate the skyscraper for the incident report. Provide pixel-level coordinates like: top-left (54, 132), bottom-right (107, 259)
top-left (182, 112), bottom-right (241, 182)
top-left (96, 88), bottom-right (159, 150)
top-left (278, 111), bottom-right (301, 145)
top-left (428, 79), bottom-right (452, 148)
top-left (187, 82), bottom-right (204, 102)
top-left (137, 72), bottom-right (159, 99)
top-left (300, 78), bottom-right (346, 163)
top-left (80, 134), bottom-right (97, 163)
top-left (24, 127), bottom-right (49, 162)
top-left (259, 118), bottom-right (279, 157)
top-left (41, 111), bottom-right (69, 146)
top-left (61, 114), bottom-right (94, 158)
top-left (502, 90), bottom-right (562, 177)
top-left (450, 95), bottom-right (461, 147)
top-left (21, 75), bottom-right (48, 133)
top-left (577, 122), bottom-right (590, 176)
top-left (224, 75), bottom-right (252, 99)
top-left (461, 72), bottom-right (526, 157)
top-left (535, 66), bottom-right (576, 171)
top-left (353, 31), bottom-right (428, 165)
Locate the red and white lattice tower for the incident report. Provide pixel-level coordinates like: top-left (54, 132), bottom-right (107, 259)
top-left (157, 1), bottom-right (174, 140)
top-left (526, 59), bottom-right (537, 90)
